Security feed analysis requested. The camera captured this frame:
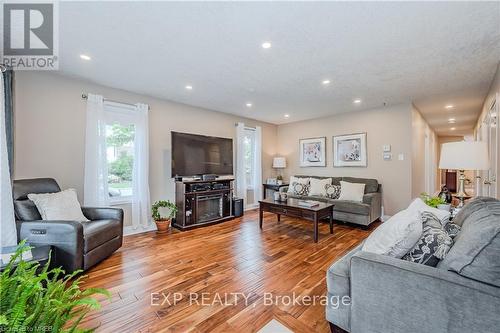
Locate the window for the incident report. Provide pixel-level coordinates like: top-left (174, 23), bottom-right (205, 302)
top-left (103, 101), bottom-right (140, 203)
top-left (106, 123), bottom-right (135, 201)
top-left (243, 129), bottom-right (256, 189)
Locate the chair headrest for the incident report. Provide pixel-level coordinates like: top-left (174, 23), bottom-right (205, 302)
top-left (12, 178), bottom-right (61, 200)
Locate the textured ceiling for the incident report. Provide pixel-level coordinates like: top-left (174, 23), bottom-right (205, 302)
top-left (57, 1), bottom-right (500, 135)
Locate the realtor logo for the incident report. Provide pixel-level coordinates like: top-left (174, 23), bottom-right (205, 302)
top-left (2, 1), bottom-right (59, 70)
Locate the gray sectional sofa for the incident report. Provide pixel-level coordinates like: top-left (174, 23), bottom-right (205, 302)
top-left (281, 176), bottom-right (382, 227)
top-left (326, 197), bottom-right (500, 333)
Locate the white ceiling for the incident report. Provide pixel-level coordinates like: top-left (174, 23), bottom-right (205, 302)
top-left (58, 1), bottom-right (500, 135)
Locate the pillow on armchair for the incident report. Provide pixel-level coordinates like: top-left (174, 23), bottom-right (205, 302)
top-left (28, 189), bottom-right (89, 222)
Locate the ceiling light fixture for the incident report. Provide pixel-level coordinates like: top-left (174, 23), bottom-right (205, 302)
top-left (353, 99), bottom-right (362, 104)
top-left (80, 54), bottom-right (91, 61)
top-left (246, 103), bottom-right (252, 107)
top-left (284, 114), bottom-right (290, 118)
top-left (322, 80), bottom-right (331, 85)
top-left (448, 118), bottom-right (456, 123)
top-left (185, 85), bottom-right (193, 90)
top-left (261, 41), bottom-right (272, 49)
top-left (450, 127), bottom-right (456, 131)
top-left (445, 104), bottom-right (454, 109)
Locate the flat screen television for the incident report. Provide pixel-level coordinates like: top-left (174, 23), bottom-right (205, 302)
top-left (171, 131), bottom-right (233, 177)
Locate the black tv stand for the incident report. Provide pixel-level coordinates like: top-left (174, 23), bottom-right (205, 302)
top-left (173, 178), bottom-right (234, 230)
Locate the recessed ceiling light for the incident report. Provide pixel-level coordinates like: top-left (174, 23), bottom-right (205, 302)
top-left (80, 54), bottom-right (91, 61)
top-left (284, 114), bottom-right (290, 118)
top-left (448, 118), bottom-right (456, 123)
top-left (261, 41), bottom-right (272, 49)
top-left (322, 80), bottom-right (331, 85)
top-left (445, 104), bottom-right (454, 109)
top-left (353, 99), bottom-right (362, 104)
top-left (185, 85), bottom-right (193, 90)
top-left (450, 127), bottom-right (456, 131)
top-left (246, 103), bottom-right (252, 107)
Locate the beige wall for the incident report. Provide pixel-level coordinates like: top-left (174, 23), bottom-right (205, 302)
top-left (276, 104), bottom-right (413, 215)
top-left (13, 72), bottom-right (278, 226)
top-left (475, 61), bottom-right (500, 198)
top-left (411, 106), bottom-right (438, 197)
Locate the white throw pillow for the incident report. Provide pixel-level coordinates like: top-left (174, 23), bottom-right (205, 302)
top-left (309, 178), bottom-right (332, 196)
top-left (287, 176), bottom-right (310, 194)
top-left (407, 198), bottom-right (450, 226)
top-left (338, 181), bottom-right (365, 202)
top-left (28, 189), bottom-right (89, 222)
top-left (362, 209), bottom-right (423, 258)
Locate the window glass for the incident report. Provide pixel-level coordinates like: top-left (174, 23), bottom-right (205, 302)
top-left (106, 123), bottom-right (135, 199)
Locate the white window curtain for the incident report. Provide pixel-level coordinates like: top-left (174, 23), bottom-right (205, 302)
top-left (253, 126), bottom-right (263, 202)
top-left (0, 72), bottom-right (17, 248)
top-left (235, 123), bottom-right (263, 207)
top-left (235, 122), bottom-right (247, 203)
top-left (131, 103), bottom-right (151, 229)
top-left (84, 94), bottom-right (110, 206)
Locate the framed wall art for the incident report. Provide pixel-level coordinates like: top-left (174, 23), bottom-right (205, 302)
top-left (299, 137), bottom-right (326, 167)
top-left (333, 133), bottom-right (367, 167)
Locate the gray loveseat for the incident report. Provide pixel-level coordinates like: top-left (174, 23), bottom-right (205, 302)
top-left (281, 176), bottom-right (382, 227)
top-left (326, 197), bottom-right (500, 333)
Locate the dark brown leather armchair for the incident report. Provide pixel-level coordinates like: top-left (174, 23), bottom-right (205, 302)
top-left (13, 178), bottom-right (123, 273)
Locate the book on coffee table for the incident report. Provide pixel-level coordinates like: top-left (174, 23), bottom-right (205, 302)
top-left (297, 200), bottom-right (321, 208)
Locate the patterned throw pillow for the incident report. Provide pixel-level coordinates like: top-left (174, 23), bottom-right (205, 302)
top-left (291, 182), bottom-right (310, 196)
top-left (402, 211), bottom-right (453, 267)
top-left (325, 184), bottom-right (341, 199)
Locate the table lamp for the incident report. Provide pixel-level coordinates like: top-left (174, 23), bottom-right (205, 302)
top-left (439, 141), bottom-right (489, 208)
top-left (272, 157), bottom-right (286, 184)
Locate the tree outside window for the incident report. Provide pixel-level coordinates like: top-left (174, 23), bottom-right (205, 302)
top-left (106, 124), bottom-right (135, 199)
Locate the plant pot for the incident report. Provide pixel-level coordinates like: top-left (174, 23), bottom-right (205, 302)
top-left (437, 204), bottom-right (452, 212)
top-left (154, 219), bottom-right (171, 233)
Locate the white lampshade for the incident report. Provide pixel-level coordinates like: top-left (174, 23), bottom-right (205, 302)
top-left (439, 141), bottom-right (489, 170)
top-left (272, 157), bottom-right (286, 168)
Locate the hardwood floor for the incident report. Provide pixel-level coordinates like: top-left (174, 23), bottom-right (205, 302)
top-left (81, 209), bottom-right (378, 332)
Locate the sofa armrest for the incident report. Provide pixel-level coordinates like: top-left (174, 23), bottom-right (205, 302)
top-left (362, 192), bottom-right (381, 221)
top-left (81, 207), bottom-right (124, 222)
top-left (16, 220), bottom-right (84, 273)
top-left (349, 251), bottom-right (500, 333)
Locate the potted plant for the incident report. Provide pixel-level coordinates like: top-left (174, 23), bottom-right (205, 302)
top-left (151, 200), bottom-right (177, 233)
top-left (420, 192), bottom-right (450, 211)
top-left (0, 240), bottom-right (109, 332)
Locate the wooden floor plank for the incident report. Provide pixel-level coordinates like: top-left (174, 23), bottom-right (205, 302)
top-left (81, 209), bottom-right (378, 332)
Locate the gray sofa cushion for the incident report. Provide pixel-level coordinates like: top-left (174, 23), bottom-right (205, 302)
top-left (438, 197), bottom-right (500, 287)
top-left (331, 199), bottom-right (371, 215)
top-left (342, 177), bottom-right (379, 193)
top-left (452, 196), bottom-right (498, 227)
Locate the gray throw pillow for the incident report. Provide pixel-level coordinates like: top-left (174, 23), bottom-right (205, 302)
top-left (291, 182), bottom-right (310, 196)
top-left (402, 212), bottom-right (453, 267)
top-left (325, 184), bottom-right (341, 199)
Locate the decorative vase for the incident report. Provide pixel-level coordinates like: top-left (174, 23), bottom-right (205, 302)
top-left (154, 219), bottom-right (171, 233)
top-left (438, 185), bottom-right (452, 204)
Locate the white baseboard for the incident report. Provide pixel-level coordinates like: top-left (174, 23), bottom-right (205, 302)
top-left (123, 224), bottom-right (157, 236)
top-left (244, 203), bottom-right (259, 211)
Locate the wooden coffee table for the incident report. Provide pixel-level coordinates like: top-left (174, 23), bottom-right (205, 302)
top-left (259, 198), bottom-right (334, 242)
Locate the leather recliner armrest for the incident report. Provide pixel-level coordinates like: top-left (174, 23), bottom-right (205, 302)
top-left (81, 207), bottom-right (124, 222)
top-left (16, 220), bottom-right (84, 273)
